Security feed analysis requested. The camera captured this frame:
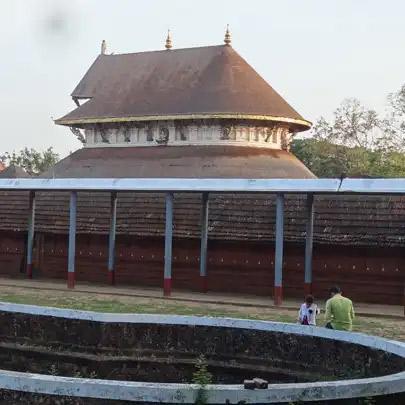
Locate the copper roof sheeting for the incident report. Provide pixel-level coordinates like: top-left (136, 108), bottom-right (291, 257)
top-left (56, 45), bottom-right (310, 130)
top-left (39, 146), bottom-right (315, 179)
top-left (1, 192), bottom-right (405, 247)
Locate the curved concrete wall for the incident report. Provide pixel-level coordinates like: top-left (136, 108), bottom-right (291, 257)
top-left (0, 302), bottom-right (404, 404)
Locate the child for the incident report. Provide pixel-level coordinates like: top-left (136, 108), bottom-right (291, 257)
top-left (298, 294), bottom-right (320, 326)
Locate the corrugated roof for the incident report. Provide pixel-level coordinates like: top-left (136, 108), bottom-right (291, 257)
top-left (39, 146), bottom-right (315, 179)
top-left (56, 45), bottom-right (310, 130)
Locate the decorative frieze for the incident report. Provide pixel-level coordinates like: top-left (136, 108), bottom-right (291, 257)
top-left (83, 120), bottom-right (292, 149)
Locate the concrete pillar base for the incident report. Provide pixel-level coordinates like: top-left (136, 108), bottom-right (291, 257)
top-left (67, 272), bottom-right (75, 289)
top-left (164, 278), bottom-right (172, 297)
top-left (108, 270), bottom-right (115, 285)
top-left (274, 286), bottom-right (283, 306)
top-left (304, 282), bottom-right (313, 295)
top-left (200, 276), bottom-right (208, 293)
top-left (26, 263), bottom-right (33, 279)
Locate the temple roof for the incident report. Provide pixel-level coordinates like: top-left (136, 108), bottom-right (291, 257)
top-left (55, 45), bottom-right (311, 131)
top-left (40, 146), bottom-right (315, 179)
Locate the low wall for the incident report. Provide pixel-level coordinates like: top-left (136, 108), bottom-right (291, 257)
top-left (0, 303), bottom-right (403, 403)
top-left (0, 231), bottom-right (403, 305)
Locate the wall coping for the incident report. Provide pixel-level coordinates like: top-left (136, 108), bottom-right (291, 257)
top-left (0, 302), bottom-right (404, 403)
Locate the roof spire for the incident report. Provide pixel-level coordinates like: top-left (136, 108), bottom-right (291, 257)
top-left (165, 30), bottom-right (172, 50)
top-left (101, 40), bottom-right (107, 55)
top-left (224, 25), bottom-right (231, 46)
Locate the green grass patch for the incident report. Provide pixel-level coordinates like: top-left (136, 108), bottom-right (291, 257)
top-left (0, 291), bottom-right (403, 341)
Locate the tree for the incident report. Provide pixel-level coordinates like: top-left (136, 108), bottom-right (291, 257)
top-left (0, 147), bottom-right (59, 175)
top-left (291, 138), bottom-right (405, 178)
top-left (380, 84), bottom-right (405, 152)
top-left (312, 98), bottom-right (380, 149)
top-left (292, 92), bottom-right (405, 178)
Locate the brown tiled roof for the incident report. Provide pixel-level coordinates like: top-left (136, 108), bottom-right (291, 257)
top-left (0, 165), bottom-right (30, 178)
top-left (1, 191), bottom-right (405, 247)
top-left (40, 146), bottom-right (315, 179)
top-left (55, 45), bottom-right (310, 130)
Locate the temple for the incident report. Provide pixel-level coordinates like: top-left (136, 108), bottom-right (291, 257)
top-left (0, 31), bottom-right (403, 306)
top-left (52, 32), bottom-right (313, 179)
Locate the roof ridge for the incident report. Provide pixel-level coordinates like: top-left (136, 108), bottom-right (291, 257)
top-left (102, 44), bottom-right (226, 57)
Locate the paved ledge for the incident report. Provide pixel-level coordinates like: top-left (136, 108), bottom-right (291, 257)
top-left (0, 303), bottom-right (404, 403)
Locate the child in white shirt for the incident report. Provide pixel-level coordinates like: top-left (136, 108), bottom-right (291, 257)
top-left (298, 294), bottom-right (320, 326)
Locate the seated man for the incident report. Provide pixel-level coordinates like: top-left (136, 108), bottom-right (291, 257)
top-left (325, 286), bottom-right (355, 331)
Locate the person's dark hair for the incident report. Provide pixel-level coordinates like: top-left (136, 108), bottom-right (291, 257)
top-left (329, 286), bottom-right (341, 295)
top-left (305, 294), bottom-right (314, 305)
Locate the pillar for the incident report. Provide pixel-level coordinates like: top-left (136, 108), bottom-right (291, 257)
top-left (67, 191), bottom-right (77, 289)
top-left (304, 194), bottom-right (314, 295)
top-left (164, 192), bottom-right (174, 296)
top-left (274, 193), bottom-right (284, 306)
top-left (26, 191), bottom-right (36, 278)
top-left (199, 192), bottom-right (209, 292)
top-left (108, 192), bottom-right (118, 285)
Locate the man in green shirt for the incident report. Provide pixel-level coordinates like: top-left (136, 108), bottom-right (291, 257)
top-left (325, 286), bottom-right (355, 331)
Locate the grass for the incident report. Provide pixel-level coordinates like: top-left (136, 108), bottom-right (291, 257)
top-left (0, 288), bottom-right (404, 341)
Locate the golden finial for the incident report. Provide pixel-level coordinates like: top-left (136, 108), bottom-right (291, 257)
top-left (101, 39), bottom-right (107, 55)
top-left (165, 30), bottom-right (172, 50)
top-left (224, 25), bottom-right (231, 46)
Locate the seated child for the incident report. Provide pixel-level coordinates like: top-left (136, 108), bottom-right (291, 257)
top-left (298, 294), bottom-right (320, 326)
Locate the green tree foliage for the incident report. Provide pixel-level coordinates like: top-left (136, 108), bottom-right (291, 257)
top-left (292, 88), bottom-right (405, 178)
top-left (0, 147), bottom-right (59, 176)
top-left (291, 139), bottom-right (405, 178)
top-left (312, 98), bottom-right (380, 149)
top-left (380, 84), bottom-right (405, 152)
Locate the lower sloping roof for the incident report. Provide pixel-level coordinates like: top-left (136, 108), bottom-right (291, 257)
top-left (0, 165), bottom-right (30, 178)
top-left (1, 191), bottom-right (404, 247)
top-left (40, 146), bottom-right (315, 179)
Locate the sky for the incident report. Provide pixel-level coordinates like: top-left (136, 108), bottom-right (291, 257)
top-left (1, 0), bottom-right (404, 158)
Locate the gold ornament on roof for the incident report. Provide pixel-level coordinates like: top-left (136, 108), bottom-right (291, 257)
top-left (165, 30), bottom-right (173, 50)
top-left (101, 40), bottom-right (107, 55)
top-left (224, 25), bottom-right (231, 46)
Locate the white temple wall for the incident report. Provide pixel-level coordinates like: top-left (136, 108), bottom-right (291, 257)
top-left (83, 121), bottom-right (292, 150)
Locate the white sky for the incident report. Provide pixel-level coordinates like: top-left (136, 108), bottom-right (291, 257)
top-left (1, 0), bottom-right (404, 158)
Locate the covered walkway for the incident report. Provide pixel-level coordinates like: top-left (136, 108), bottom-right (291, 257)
top-left (0, 177), bottom-right (404, 313)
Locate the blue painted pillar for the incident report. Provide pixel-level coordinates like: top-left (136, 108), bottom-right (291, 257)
top-left (26, 191), bottom-right (36, 278)
top-left (108, 192), bottom-right (118, 285)
top-left (274, 193), bottom-right (284, 306)
top-left (304, 194), bottom-right (314, 295)
top-left (199, 192), bottom-right (209, 292)
top-left (164, 192), bottom-right (174, 296)
top-left (67, 191), bottom-right (77, 289)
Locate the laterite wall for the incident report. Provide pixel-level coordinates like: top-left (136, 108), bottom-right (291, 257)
top-left (0, 230), bottom-right (403, 305)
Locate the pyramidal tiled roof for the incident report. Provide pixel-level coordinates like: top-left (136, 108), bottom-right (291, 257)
top-left (56, 45), bottom-right (311, 131)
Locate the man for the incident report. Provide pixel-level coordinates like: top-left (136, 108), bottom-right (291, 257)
top-left (325, 286), bottom-right (355, 331)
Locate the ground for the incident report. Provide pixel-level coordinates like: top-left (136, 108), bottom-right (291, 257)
top-left (0, 285), bottom-right (404, 342)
